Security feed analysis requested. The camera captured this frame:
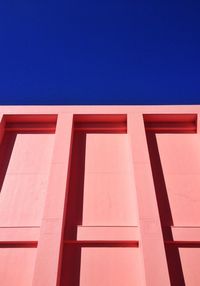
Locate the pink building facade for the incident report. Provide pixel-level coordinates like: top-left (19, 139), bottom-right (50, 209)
top-left (0, 105), bottom-right (199, 285)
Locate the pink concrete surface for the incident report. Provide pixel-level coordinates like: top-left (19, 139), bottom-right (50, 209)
top-left (0, 106), bottom-right (199, 285)
top-left (157, 134), bottom-right (200, 226)
top-left (83, 134), bottom-right (138, 226)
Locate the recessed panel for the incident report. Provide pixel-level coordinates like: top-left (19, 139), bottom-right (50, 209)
top-left (61, 246), bottom-right (142, 286)
top-left (0, 247), bottom-right (36, 286)
top-left (83, 134), bottom-right (137, 226)
top-left (166, 246), bottom-right (200, 286)
top-left (0, 132), bottom-right (55, 226)
top-left (156, 134), bottom-right (200, 226)
top-left (179, 247), bottom-right (200, 285)
top-left (80, 247), bottom-right (141, 286)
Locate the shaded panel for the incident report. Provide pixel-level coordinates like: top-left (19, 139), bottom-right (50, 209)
top-left (166, 245), bottom-right (200, 286)
top-left (156, 134), bottom-right (200, 226)
top-left (179, 247), bottom-right (200, 286)
top-left (63, 131), bottom-right (86, 240)
top-left (61, 246), bottom-right (141, 286)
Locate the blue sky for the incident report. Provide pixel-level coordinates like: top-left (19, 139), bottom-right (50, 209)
top-left (0, 0), bottom-right (199, 104)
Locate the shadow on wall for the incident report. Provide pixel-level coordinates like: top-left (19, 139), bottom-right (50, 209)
top-left (0, 132), bottom-right (17, 192)
top-left (146, 131), bottom-right (185, 286)
top-left (59, 114), bottom-right (127, 286)
top-left (60, 131), bottom-right (86, 286)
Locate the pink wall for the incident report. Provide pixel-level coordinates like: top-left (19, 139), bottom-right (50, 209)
top-left (0, 106), bottom-right (199, 285)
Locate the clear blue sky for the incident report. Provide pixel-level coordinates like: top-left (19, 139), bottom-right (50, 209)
top-left (0, 0), bottom-right (199, 104)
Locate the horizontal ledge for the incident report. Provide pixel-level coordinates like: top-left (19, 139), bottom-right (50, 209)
top-left (77, 226), bottom-right (139, 241)
top-left (165, 241), bottom-right (200, 248)
top-left (78, 225), bottom-right (138, 227)
top-left (171, 226), bottom-right (200, 242)
top-left (171, 226), bottom-right (200, 228)
top-left (0, 227), bottom-right (40, 242)
top-left (63, 240), bottom-right (138, 247)
top-left (0, 241), bottom-right (38, 248)
top-left (0, 226), bottom-right (40, 228)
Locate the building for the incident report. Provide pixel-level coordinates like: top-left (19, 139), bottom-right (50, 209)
top-left (0, 105), bottom-right (199, 286)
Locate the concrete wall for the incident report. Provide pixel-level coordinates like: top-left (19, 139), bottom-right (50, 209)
top-left (0, 106), bottom-right (199, 286)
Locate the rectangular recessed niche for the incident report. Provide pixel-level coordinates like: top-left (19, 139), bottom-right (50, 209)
top-left (144, 113), bottom-right (200, 285)
top-left (0, 115), bottom-right (57, 227)
top-left (60, 114), bottom-right (141, 286)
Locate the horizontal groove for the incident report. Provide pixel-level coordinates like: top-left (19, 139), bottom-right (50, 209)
top-left (0, 226), bottom-right (40, 228)
top-left (73, 114), bottom-right (127, 133)
top-left (144, 114), bottom-right (197, 122)
top-left (5, 123), bottom-right (56, 133)
top-left (165, 241), bottom-right (200, 248)
top-left (74, 124), bottom-right (127, 133)
top-left (171, 226), bottom-right (200, 228)
top-left (74, 127), bottom-right (127, 133)
top-left (5, 128), bottom-right (55, 133)
top-left (3, 114), bottom-right (57, 123)
top-left (144, 114), bottom-right (197, 133)
top-left (0, 241), bottom-right (38, 248)
top-left (145, 122), bottom-right (196, 133)
top-left (78, 225), bottom-right (138, 227)
top-left (64, 240), bottom-right (138, 247)
top-left (74, 114), bottom-right (127, 123)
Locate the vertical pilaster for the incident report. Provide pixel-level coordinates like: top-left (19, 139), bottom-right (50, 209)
top-left (32, 113), bottom-right (73, 286)
top-left (128, 113), bottom-right (170, 286)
